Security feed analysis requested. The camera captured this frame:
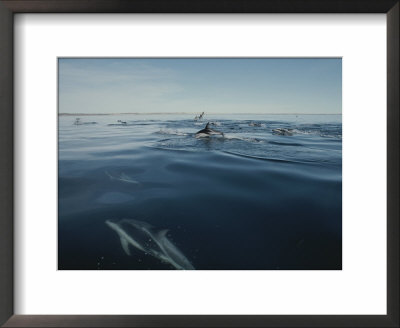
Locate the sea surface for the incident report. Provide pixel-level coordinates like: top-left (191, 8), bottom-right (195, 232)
top-left (58, 114), bottom-right (342, 270)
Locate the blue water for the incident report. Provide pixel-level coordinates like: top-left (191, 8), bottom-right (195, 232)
top-left (58, 114), bottom-right (342, 270)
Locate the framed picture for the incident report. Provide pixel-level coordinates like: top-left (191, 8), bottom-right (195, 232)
top-left (0, 1), bottom-right (398, 327)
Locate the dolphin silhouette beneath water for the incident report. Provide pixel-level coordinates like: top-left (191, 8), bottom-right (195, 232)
top-left (195, 122), bottom-right (224, 138)
top-left (105, 219), bottom-right (195, 270)
top-left (105, 171), bottom-right (140, 185)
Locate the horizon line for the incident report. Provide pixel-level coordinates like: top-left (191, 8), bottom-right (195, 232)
top-left (59, 112), bottom-right (342, 116)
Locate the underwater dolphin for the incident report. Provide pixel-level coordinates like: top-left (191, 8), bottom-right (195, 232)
top-left (105, 219), bottom-right (195, 270)
top-left (195, 122), bottom-right (224, 138)
top-left (105, 219), bottom-right (172, 265)
top-left (105, 171), bottom-right (140, 185)
top-left (126, 219), bottom-right (195, 270)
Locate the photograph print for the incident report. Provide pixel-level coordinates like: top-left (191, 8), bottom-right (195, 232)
top-left (58, 58), bottom-right (342, 270)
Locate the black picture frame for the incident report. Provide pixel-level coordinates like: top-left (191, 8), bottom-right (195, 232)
top-left (0, 1), bottom-right (398, 327)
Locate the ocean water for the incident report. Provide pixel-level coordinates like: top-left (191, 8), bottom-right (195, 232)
top-left (58, 114), bottom-right (342, 270)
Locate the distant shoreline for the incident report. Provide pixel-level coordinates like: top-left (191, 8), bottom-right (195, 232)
top-left (59, 112), bottom-right (342, 116)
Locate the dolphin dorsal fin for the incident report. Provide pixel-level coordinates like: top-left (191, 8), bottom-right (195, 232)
top-left (205, 122), bottom-right (210, 129)
top-left (120, 236), bottom-right (131, 255)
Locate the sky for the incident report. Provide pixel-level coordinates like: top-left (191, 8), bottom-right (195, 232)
top-left (58, 58), bottom-right (341, 115)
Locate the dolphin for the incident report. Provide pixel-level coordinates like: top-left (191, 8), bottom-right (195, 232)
top-left (272, 128), bottom-right (294, 136)
top-left (105, 171), bottom-right (140, 185)
top-left (74, 118), bottom-right (97, 125)
top-left (195, 122), bottom-right (224, 138)
top-left (106, 219), bottom-right (148, 255)
top-left (125, 219), bottom-right (195, 270)
top-left (105, 219), bottom-right (195, 270)
top-left (249, 122), bottom-right (262, 127)
top-left (105, 219), bottom-right (173, 265)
